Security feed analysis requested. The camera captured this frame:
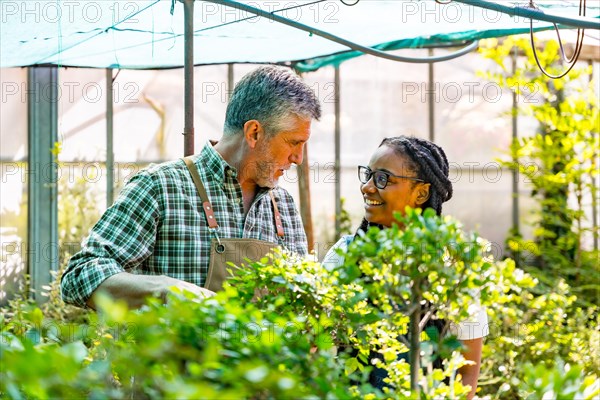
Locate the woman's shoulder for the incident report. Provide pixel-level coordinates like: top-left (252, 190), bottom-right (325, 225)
top-left (332, 234), bottom-right (354, 252)
top-left (322, 235), bottom-right (354, 269)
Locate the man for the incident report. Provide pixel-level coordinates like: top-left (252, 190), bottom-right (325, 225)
top-left (61, 66), bottom-right (321, 309)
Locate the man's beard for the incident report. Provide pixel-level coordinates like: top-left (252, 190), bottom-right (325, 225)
top-left (253, 159), bottom-right (278, 189)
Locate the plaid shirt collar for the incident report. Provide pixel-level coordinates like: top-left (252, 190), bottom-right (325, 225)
top-left (200, 141), bottom-right (236, 185)
top-left (200, 141), bottom-right (276, 201)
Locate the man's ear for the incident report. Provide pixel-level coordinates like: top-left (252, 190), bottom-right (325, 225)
top-left (415, 183), bottom-right (431, 206)
top-left (243, 120), bottom-right (263, 149)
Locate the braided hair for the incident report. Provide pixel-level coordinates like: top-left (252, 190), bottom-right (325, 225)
top-left (382, 136), bottom-right (452, 215)
top-left (356, 136), bottom-right (453, 234)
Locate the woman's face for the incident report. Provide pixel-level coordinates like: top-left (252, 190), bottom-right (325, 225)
top-left (361, 145), bottom-right (430, 227)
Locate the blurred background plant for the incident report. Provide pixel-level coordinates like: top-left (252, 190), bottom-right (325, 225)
top-left (475, 37), bottom-right (599, 399)
top-left (479, 36), bottom-right (599, 308)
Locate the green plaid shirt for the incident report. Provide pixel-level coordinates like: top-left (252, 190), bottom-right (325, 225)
top-left (61, 143), bottom-right (308, 307)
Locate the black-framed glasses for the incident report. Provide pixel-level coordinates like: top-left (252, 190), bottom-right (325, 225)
top-left (358, 165), bottom-right (425, 189)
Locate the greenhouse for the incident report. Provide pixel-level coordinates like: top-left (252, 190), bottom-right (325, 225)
top-left (1, 0), bottom-right (599, 398)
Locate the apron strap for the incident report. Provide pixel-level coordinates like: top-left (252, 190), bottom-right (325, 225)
top-left (182, 156), bottom-right (218, 229)
top-left (182, 156), bottom-right (285, 238)
top-left (269, 191), bottom-right (285, 238)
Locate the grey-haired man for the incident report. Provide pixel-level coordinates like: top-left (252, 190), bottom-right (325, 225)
top-left (61, 66), bottom-right (321, 309)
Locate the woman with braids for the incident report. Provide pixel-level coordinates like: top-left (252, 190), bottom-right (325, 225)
top-left (323, 136), bottom-right (486, 399)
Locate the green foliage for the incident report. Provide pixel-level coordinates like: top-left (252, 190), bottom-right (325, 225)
top-left (479, 37), bottom-right (599, 307)
top-left (4, 192), bottom-right (597, 399)
top-left (337, 208), bottom-right (518, 398)
top-left (1, 290), bottom-right (355, 399)
top-left (520, 360), bottom-right (599, 400)
top-left (478, 279), bottom-right (599, 398)
top-left (2, 208), bottom-right (520, 399)
top-left (1, 164), bottom-right (96, 345)
top-left (232, 208), bottom-right (523, 398)
top-left (35, 165), bottom-right (103, 323)
top-left (477, 36), bottom-right (599, 399)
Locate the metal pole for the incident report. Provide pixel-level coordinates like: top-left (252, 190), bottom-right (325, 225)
top-left (106, 69), bottom-right (114, 207)
top-left (428, 48), bottom-right (435, 142)
top-left (590, 60), bottom-right (598, 251)
top-left (228, 63), bottom-right (234, 100)
top-left (334, 66), bottom-right (341, 239)
top-left (27, 67), bottom-right (58, 304)
top-left (204, 0), bottom-right (478, 64)
top-left (297, 144), bottom-right (314, 252)
top-left (512, 49), bottom-right (520, 236)
top-left (183, 0), bottom-right (195, 156)
top-left (452, 0), bottom-right (600, 30)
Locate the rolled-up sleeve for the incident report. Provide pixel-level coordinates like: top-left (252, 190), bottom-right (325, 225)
top-left (60, 172), bottom-right (160, 307)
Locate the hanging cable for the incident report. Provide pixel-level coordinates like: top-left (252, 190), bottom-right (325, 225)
top-left (528, 0), bottom-right (586, 79)
top-left (441, 0), bottom-right (590, 79)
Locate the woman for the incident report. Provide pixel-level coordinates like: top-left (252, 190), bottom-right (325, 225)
top-left (323, 136), bottom-right (486, 399)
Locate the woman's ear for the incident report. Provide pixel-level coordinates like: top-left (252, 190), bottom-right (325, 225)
top-left (243, 120), bottom-right (263, 149)
top-left (415, 183), bottom-right (431, 206)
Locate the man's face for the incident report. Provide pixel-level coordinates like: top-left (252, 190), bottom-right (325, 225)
top-left (249, 115), bottom-right (311, 189)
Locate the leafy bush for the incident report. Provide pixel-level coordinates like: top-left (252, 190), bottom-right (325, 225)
top-left (479, 37), bottom-right (599, 307)
top-left (232, 208), bottom-right (522, 398)
top-left (3, 208), bottom-right (596, 399)
top-left (2, 208), bottom-right (517, 399)
top-left (519, 360), bottom-right (599, 400)
top-left (478, 278), bottom-right (599, 399)
top-left (475, 36), bottom-right (599, 399)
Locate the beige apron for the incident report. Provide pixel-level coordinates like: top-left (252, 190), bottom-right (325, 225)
top-left (183, 157), bottom-right (285, 292)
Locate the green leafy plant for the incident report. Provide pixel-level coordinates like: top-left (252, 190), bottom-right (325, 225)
top-left (337, 208), bottom-right (519, 398)
top-left (3, 208), bottom-right (520, 399)
top-left (479, 37), bottom-right (599, 307)
top-left (476, 37), bottom-right (599, 399)
top-left (234, 208), bottom-right (523, 398)
top-left (520, 359), bottom-right (599, 400)
top-left (477, 278), bottom-right (599, 399)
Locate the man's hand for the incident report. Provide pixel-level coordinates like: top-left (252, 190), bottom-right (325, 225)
top-left (163, 277), bottom-right (216, 301)
top-left (86, 272), bottom-right (216, 310)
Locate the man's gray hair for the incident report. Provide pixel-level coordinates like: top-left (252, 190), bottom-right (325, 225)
top-left (223, 65), bottom-right (321, 137)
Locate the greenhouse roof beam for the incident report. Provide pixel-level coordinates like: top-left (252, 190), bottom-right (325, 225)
top-left (452, 0), bottom-right (600, 30)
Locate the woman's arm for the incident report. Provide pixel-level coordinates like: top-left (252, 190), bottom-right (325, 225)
top-left (459, 338), bottom-right (483, 400)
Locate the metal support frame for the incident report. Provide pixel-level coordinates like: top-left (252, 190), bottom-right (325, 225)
top-left (511, 47), bottom-right (521, 266)
top-left (228, 63), bottom-right (234, 100)
top-left (334, 66), bottom-right (342, 239)
top-left (183, 0), bottom-right (195, 156)
top-left (452, 0), bottom-right (600, 30)
top-left (106, 69), bottom-right (115, 207)
top-left (27, 67), bottom-right (59, 303)
top-left (428, 49), bottom-right (435, 142)
top-left (590, 60), bottom-right (598, 251)
top-left (202, 0), bottom-right (478, 63)
top-left (297, 144), bottom-right (314, 252)
top-left (511, 50), bottom-right (520, 238)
